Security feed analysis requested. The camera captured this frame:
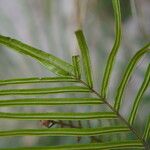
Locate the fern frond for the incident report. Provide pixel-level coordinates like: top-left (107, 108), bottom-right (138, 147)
top-left (0, 0), bottom-right (149, 149)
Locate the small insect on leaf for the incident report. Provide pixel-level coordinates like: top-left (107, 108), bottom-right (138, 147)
top-left (40, 120), bottom-right (55, 128)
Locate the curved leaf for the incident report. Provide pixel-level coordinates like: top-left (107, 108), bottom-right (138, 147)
top-left (0, 112), bottom-right (117, 120)
top-left (0, 35), bottom-right (74, 76)
top-left (100, 0), bottom-right (121, 98)
top-left (114, 45), bottom-right (150, 111)
top-left (128, 64), bottom-right (150, 125)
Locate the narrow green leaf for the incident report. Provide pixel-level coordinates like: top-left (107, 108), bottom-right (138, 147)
top-left (75, 30), bottom-right (93, 88)
top-left (72, 55), bottom-right (81, 79)
top-left (128, 64), bottom-right (150, 125)
top-left (0, 77), bottom-right (77, 86)
top-left (0, 86), bottom-right (89, 96)
top-left (0, 126), bottom-right (129, 137)
top-left (0, 98), bottom-right (103, 107)
top-left (114, 45), bottom-right (150, 111)
top-left (0, 140), bottom-right (143, 150)
top-left (100, 0), bottom-right (122, 98)
top-left (143, 117), bottom-right (150, 141)
top-left (0, 35), bottom-right (74, 76)
top-left (0, 112), bottom-right (117, 120)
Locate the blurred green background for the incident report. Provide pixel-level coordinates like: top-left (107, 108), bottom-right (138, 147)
top-left (0, 0), bottom-right (149, 148)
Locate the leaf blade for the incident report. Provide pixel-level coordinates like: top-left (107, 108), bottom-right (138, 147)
top-left (114, 45), bottom-right (150, 111)
top-left (0, 86), bottom-right (89, 96)
top-left (100, 0), bottom-right (122, 98)
top-left (0, 35), bottom-right (74, 76)
top-left (0, 141), bottom-right (143, 150)
top-left (72, 55), bottom-right (81, 79)
top-left (75, 30), bottom-right (93, 87)
top-left (128, 64), bottom-right (150, 125)
top-left (0, 98), bottom-right (103, 107)
top-left (0, 77), bottom-right (77, 86)
top-left (143, 117), bottom-right (150, 141)
top-left (0, 112), bottom-right (117, 120)
top-left (0, 126), bottom-right (129, 137)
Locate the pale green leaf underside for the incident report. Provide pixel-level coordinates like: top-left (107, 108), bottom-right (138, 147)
top-left (0, 98), bottom-right (103, 107)
top-left (0, 86), bottom-right (90, 96)
top-left (0, 112), bottom-right (117, 120)
top-left (0, 141), bottom-right (143, 150)
top-left (75, 30), bottom-right (93, 88)
top-left (0, 35), bottom-right (74, 76)
top-left (128, 64), bottom-right (150, 125)
top-left (100, 0), bottom-right (121, 98)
